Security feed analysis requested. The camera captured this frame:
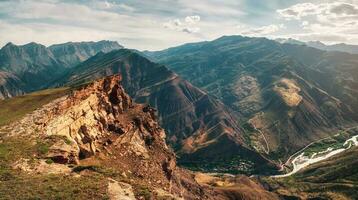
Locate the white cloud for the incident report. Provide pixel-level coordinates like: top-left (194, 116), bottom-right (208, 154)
top-left (0, 19), bottom-right (119, 47)
top-left (1, 0), bottom-right (357, 50)
top-left (301, 21), bottom-right (309, 27)
top-left (277, 3), bottom-right (320, 20)
top-left (282, 32), bottom-right (356, 44)
top-left (185, 15), bottom-right (201, 24)
top-left (116, 3), bottom-right (136, 12)
top-left (178, 0), bottom-right (245, 17)
top-left (182, 27), bottom-right (200, 33)
top-left (92, 1), bottom-right (135, 12)
top-left (277, 1), bottom-right (358, 24)
top-left (276, 1), bottom-right (358, 44)
top-left (240, 24), bottom-right (285, 35)
top-left (0, 1), bottom-right (202, 50)
top-left (163, 15), bottom-right (201, 34)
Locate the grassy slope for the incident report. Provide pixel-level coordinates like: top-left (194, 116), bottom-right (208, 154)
top-left (0, 87), bottom-right (111, 200)
top-left (264, 146), bottom-right (358, 200)
top-left (0, 88), bottom-right (70, 126)
top-left (0, 137), bottom-right (109, 199)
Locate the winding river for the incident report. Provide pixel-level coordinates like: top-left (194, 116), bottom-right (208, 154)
top-left (272, 134), bottom-right (358, 178)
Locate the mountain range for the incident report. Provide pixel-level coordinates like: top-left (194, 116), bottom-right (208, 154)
top-left (59, 48), bottom-right (277, 174)
top-left (0, 41), bottom-right (122, 99)
top-left (0, 36), bottom-right (358, 199)
top-left (276, 38), bottom-right (358, 54)
top-left (145, 35), bottom-right (358, 164)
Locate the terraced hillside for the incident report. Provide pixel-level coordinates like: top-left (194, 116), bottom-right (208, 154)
top-left (59, 49), bottom-right (278, 174)
top-left (146, 36), bottom-right (358, 162)
top-left (0, 75), bottom-right (279, 200)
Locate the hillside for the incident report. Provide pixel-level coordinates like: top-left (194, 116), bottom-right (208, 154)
top-left (276, 38), bottom-right (358, 54)
top-left (145, 35), bottom-right (358, 162)
top-left (58, 49), bottom-right (277, 175)
top-left (0, 75), bottom-right (279, 200)
top-left (265, 145), bottom-right (358, 199)
top-left (0, 41), bottom-right (122, 99)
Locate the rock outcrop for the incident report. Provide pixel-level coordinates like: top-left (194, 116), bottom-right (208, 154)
top-left (61, 49), bottom-right (275, 175)
top-left (0, 74), bottom-right (280, 199)
top-left (27, 75), bottom-right (167, 167)
top-left (273, 78), bottom-right (302, 107)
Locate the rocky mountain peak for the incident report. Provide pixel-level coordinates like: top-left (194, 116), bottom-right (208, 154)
top-left (0, 74), bottom-right (281, 199)
top-left (2, 42), bottom-right (15, 48)
top-left (1, 74), bottom-right (183, 197)
top-left (37, 74), bottom-right (168, 164)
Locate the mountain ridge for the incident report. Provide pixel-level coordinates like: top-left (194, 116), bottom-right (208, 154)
top-left (59, 48), bottom-right (278, 174)
top-left (145, 35), bottom-right (358, 164)
top-left (0, 74), bottom-right (279, 200)
top-left (0, 40), bottom-right (122, 99)
top-left (276, 38), bottom-right (358, 54)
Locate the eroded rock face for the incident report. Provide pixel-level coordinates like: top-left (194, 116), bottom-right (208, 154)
top-left (36, 75), bottom-right (166, 164)
top-left (107, 178), bottom-right (136, 200)
top-left (0, 74), bottom-right (280, 200)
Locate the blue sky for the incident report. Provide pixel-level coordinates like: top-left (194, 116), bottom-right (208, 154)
top-left (0, 0), bottom-right (357, 50)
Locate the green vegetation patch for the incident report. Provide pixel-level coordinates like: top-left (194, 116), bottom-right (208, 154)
top-left (134, 185), bottom-right (152, 200)
top-left (0, 135), bottom-right (111, 200)
top-left (0, 172), bottom-right (109, 200)
top-left (0, 87), bottom-right (70, 126)
top-left (179, 155), bottom-right (255, 175)
top-left (72, 165), bottom-right (120, 178)
top-left (302, 131), bottom-right (356, 158)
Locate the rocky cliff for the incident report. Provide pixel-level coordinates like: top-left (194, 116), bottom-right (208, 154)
top-left (60, 49), bottom-right (277, 175)
top-left (0, 74), bottom-right (279, 199)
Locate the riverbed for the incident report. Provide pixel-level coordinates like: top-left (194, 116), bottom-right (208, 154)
top-left (272, 134), bottom-right (358, 178)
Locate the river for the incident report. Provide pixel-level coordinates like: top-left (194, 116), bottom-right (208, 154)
top-left (272, 134), bottom-right (358, 178)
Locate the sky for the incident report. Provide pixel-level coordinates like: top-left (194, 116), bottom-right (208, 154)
top-left (0, 0), bottom-right (357, 50)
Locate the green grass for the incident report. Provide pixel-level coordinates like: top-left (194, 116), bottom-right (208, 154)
top-left (302, 131), bottom-right (356, 157)
top-left (0, 172), bottom-right (109, 200)
top-left (0, 135), bottom-right (110, 200)
top-left (0, 87), bottom-right (70, 126)
top-left (37, 142), bottom-right (50, 155)
top-left (72, 165), bottom-right (120, 177)
top-left (263, 146), bottom-right (358, 199)
top-left (0, 85), bottom-right (123, 199)
top-left (134, 185), bottom-right (152, 200)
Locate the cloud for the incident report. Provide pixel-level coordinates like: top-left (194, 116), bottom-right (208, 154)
top-left (276, 1), bottom-right (358, 44)
top-left (163, 15), bottom-right (201, 34)
top-left (277, 1), bottom-right (358, 23)
top-left (182, 27), bottom-right (200, 33)
top-left (277, 3), bottom-right (320, 20)
top-left (92, 1), bottom-right (135, 12)
top-left (298, 33), bottom-right (349, 42)
top-left (0, 19), bottom-right (119, 47)
top-left (240, 24), bottom-right (285, 35)
top-left (178, 0), bottom-right (245, 17)
top-left (330, 3), bottom-right (358, 15)
top-left (185, 15), bottom-right (200, 24)
top-left (0, 0), bottom-right (198, 50)
top-left (1, 0), bottom-right (357, 50)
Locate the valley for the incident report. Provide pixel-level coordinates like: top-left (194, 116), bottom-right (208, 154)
top-left (2, 0), bottom-right (358, 198)
top-left (273, 126), bottom-right (358, 177)
top-left (146, 35), bottom-right (358, 164)
top-left (0, 36), bottom-right (357, 199)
